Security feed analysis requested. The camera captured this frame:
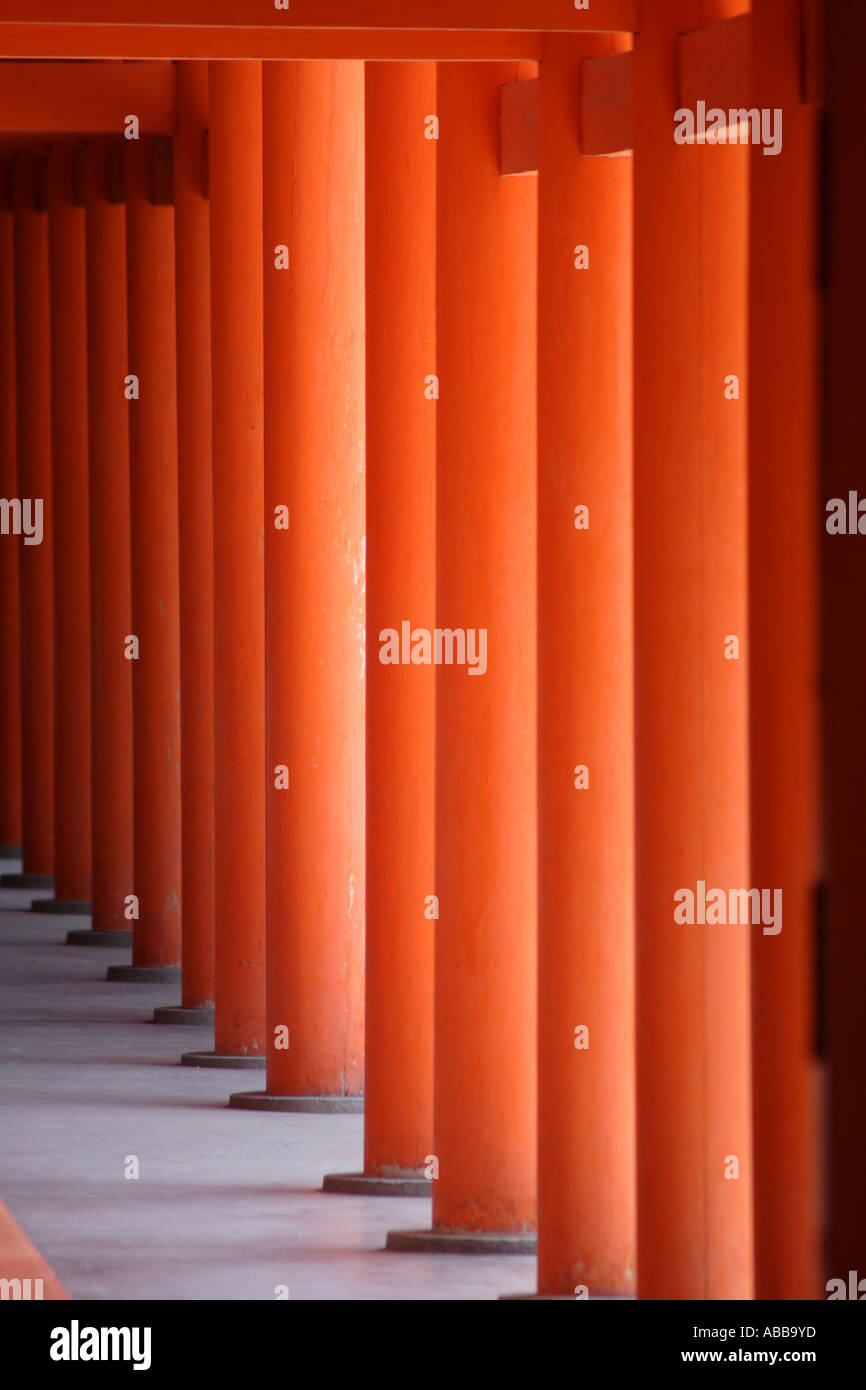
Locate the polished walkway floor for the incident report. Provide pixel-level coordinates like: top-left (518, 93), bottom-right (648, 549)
top-left (0, 869), bottom-right (535, 1301)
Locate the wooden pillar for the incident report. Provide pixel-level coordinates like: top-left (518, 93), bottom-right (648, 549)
top-left (183, 61), bottom-right (265, 1067)
top-left (324, 60), bottom-right (436, 1188)
top-left (230, 59), bottom-right (365, 1113)
top-left (536, 34), bottom-right (635, 1297)
top-left (68, 142), bottom-right (134, 945)
top-left (8, 155), bottom-right (54, 889)
top-left (39, 148), bottom-right (91, 915)
top-left (388, 61), bottom-right (538, 1253)
top-left (748, 0), bottom-right (821, 1299)
top-left (154, 62), bottom-right (215, 1026)
top-left (822, 0), bottom-right (866, 1292)
top-left (106, 136), bottom-right (181, 984)
top-left (69, 142), bottom-right (133, 946)
top-left (632, 0), bottom-right (754, 1298)
top-left (0, 162), bottom-right (22, 860)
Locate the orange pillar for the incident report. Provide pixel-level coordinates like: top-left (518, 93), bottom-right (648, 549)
top-left (749, 0), bottom-right (820, 1300)
top-left (34, 148), bottom-right (92, 917)
top-left (105, 137), bottom-right (181, 985)
top-left (323, 60), bottom-right (436, 1185)
top-left (536, 35), bottom-right (635, 1297)
top-left (388, 61), bottom-right (538, 1253)
top-left (68, 141), bottom-right (133, 947)
top-left (632, 0), bottom-right (753, 1298)
top-left (822, 0), bottom-right (866, 1291)
top-left (0, 162), bottom-right (22, 861)
top-left (230, 59), bottom-right (365, 1113)
top-left (4, 155), bottom-right (54, 892)
top-left (154, 62), bottom-right (215, 1027)
top-left (183, 61), bottom-right (265, 1068)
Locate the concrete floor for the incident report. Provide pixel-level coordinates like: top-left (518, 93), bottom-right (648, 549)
top-left (0, 867), bottom-right (536, 1300)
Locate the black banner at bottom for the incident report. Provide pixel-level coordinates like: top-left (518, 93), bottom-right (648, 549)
top-left (2, 1297), bottom-right (861, 1377)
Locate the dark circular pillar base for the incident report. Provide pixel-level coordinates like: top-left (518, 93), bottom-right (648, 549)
top-left (180, 1051), bottom-right (265, 1069)
top-left (323, 1171), bottom-right (431, 1197)
top-left (228, 1092), bottom-right (363, 1114)
top-left (0, 872), bottom-right (53, 889)
top-left (67, 929), bottom-right (133, 947)
top-left (106, 964), bottom-right (181, 984)
top-left (0, 845), bottom-right (22, 860)
top-left (153, 1005), bottom-right (215, 1027)
top-left (386, 1228), bottom-right (537, 1255)
top-left (31, 899), bottom-right (92, 915)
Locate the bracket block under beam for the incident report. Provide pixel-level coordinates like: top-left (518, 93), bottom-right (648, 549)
top-left (678, 13), bottom-right (751, 126)
top-left (581, 49), bottom-right (632, 155)
top-left (500, 78), bottom-right (538, 177)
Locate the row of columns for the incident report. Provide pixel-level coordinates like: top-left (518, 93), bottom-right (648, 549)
top-left (0, 0), bottom-right (849, 1298)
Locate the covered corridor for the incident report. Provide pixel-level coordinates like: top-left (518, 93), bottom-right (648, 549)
top-left (0, 0), bottom-right (864, 1315)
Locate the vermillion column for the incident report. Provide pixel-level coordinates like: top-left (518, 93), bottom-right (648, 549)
top-left (70, 143), bottom-right (133, 946)
top-left (37, 149), bottom-right (92, 917)
top-left (106, 138), bottom-right (181, 985)
top-left (632, 0), bottom-right (753, 1298)
top-left (536, 35), bottom-right (635, 1296)
top-left (154, 63), bottom-right (215, 1027)
top-left (5, 156), bottom-right (54, 892)
top-left (183, 62), bottom-right (265, 1067)
top-left (230, 59), bottom-right (365, 1113)
top-left (323, 62), bottom-right (436, 1182)
top-left (822, 0), bottom-right (866, 1291)
top-left (0, 164), bottom-right (22, 861)
top-left (388, 62), bottom-right (538, 1253)
top-left (749, 0), bottom-right (820, 1300)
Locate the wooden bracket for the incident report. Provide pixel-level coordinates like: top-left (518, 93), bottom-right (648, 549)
top-left (500, 77), bottom-right (538, 176)
top-left (581, 49), bottom-right (632, 155)
top-left (678, 13), bottom-right (751, 131)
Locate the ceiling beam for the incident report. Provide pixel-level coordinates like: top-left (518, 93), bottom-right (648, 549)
top-left (0, 1), bottom-right (639, 33)
top-left (0, 60), bottom-right (175, 135)
top-left (0, 25), bottom-right (545, 61)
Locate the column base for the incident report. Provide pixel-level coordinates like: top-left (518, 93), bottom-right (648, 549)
top-left (67, 929), bottom-right (133, 947)
top-left (386, 1228), bottom-right (536, 1255)
top-left (153, 1005), bottom-right (215, 1026)
top-left (106, 965), bottom-right (181, 984)
top-left (228, 1092), bottom-right (363, 1114)
top-left (180, 1051), bottom-right (265, 1069)
top-left (0, 872), bottom-right (53, 889)
top-left (0, 845), bottom-right (21, 859)
top-left (500, 1292), bottom-right (635, 1301)
top-left (323, 1171), bottom-right (431, 1196)
top-left (31, 899), bottom-right (92, 915)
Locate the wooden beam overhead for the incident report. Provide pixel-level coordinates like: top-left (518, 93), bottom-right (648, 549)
top-left (0, 1), bottom-right (639, 33)
top-left (0, 60), bottom-right (175, 135)
top-left (0, 25), bottom-right (544, 61)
